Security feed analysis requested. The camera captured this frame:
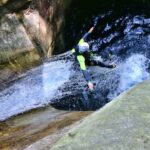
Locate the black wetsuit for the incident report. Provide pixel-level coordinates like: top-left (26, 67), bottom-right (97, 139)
top-left (72, 31), bottom-right (114, 83)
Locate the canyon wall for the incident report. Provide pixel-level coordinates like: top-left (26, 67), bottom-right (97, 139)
top-left (0, 0), bottom-right (72, 89)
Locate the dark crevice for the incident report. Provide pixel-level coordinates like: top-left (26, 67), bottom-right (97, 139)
top-left (0, 0), bottom-right (31, 17)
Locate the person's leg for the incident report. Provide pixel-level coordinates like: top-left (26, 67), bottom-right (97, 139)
top-left (90, 60), bottom-right (116, 68)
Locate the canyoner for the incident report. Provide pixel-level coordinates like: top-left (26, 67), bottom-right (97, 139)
top-left (71, 26), bottom-right (116, 109)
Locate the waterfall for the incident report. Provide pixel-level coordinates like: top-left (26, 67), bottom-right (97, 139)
top-left (0, 60), bottom-right (72, 121)
top-left (108, 54), bottom-right (150, 99)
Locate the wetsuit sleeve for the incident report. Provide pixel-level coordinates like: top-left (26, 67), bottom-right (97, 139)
top-left (82, 70), bottom-right (92, 82)
top-left (71, 48), bottom-right (75, 53)
top-left (77, 55), bottom-right (92, 82)
top-left (78, 32), bottom-right (91, 44)
top-left (82, 32), bottom-right (91, 41)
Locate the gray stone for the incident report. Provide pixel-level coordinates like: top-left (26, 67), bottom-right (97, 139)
top-left (0, 13), bottom-right (35, 64)
top-left (51, 79), bottom-right (150, 150)
top-left (0, 13), bottom-right (41, 90)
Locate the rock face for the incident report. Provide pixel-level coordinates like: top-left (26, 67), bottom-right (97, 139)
top-left (0, 13), bottom-right (41, 90)
top-left (51, 79), bottom-right (150, 150)
top-left (0, 0), bottom-right (73, 90)
top-left (0, 13), bottom-right (37, 64)
top-left (0, 0), bottom-right (31, 14)
top-left (35, 0), bottom-right (72, 55)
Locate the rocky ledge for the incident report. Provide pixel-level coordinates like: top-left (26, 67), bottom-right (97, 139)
top-left (50, 79), bottom-right (150, 150)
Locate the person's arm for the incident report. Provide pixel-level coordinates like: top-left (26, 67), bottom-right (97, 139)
top-left (77, 55), bottom-right (94, 90)
top-left (78, 27), bottom-right (94, 44)
top-left (83, 70), bottom-right (94, 90)
top-left (71, 27), bottom-right (94, 53)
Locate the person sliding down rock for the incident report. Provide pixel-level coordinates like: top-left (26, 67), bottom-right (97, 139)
top-left (71, 27), bottom-right (116, 91)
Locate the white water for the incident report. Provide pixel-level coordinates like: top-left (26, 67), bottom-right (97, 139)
top-left (0, 60), bottom-right (72, 121)
top-left (108, 54), bottom-right (150, 99)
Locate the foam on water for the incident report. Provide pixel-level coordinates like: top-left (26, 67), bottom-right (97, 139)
top-left (108, 54), bottom-right (150, 99)
top-left (0, 60), bottom-right (72, 121)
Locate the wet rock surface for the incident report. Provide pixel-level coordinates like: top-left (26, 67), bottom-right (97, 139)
top-left (51, 79), bottom-right (150, 150)
top-left (0, 0), bottom-right (73, 90)
top-left (0, 13), bottom-right (38, 64)
top-left (0, 58), bottom-right (73, 121)
top-left (0, 106), bottom-right (91, 150)
top-left (0, 13), bottom-right (41, 91)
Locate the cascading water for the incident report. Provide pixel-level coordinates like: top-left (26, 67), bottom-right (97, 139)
top-left (108, 54), bottom-right (150, 99)
top-left (56, 0), bottom-right (150, 110)
top-left (90, 14), bottom-right (150, 101)
top-left (0, 0), bottom-right (150, 120)
top-left (0, 60), bottom-right (73, 121)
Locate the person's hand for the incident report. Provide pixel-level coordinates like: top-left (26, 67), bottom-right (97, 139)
top-left (88, 81), bottom-right (94, 91)
top-left (88, 27), bottom-right (94, 33)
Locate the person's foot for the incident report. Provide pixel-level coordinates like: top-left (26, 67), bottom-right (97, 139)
top-left (108, 64), bottom-right (116, 68)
